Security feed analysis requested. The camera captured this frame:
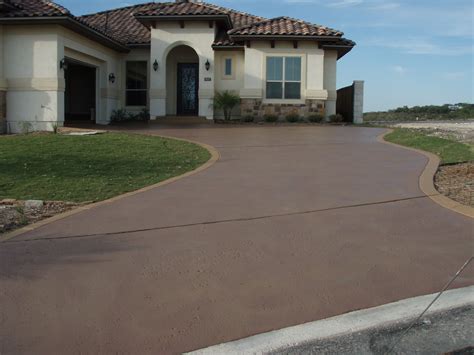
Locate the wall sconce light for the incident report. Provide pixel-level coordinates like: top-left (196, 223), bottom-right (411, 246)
top-left (59, 58), bottom-right (67, 70)
top-left (108, 73), bottom-right (116, 84)
top-left (153, 59), bottom-right (159, 72)
top-left (205, 60), bottom-right (210, 71)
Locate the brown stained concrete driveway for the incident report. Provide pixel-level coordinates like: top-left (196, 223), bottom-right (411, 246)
top-left (1, 125), bottom-right (473, 354)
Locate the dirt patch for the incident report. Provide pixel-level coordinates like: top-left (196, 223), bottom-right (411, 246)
top-left (435, 162), bottom-right (474, 207)
top-left (0, 200), bottom-right (80, 235)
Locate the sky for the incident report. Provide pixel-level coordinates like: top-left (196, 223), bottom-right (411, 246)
top-left (60, 0), bottom-right (473, 112)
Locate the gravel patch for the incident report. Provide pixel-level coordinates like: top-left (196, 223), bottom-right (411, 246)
top-left (391, 121), bottom-right (474, 144)
top-left (0, 200), bottom-right (80, 234)
top-left (435, 163), bottom-right (474, 207)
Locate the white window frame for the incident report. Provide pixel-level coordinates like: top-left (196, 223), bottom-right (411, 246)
top-left (125, 60), bottom-right (148, 108)
top-left (264, 55), bottom-right (304, 103)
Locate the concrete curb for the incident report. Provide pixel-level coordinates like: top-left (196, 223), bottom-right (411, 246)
top-left (378, 129), bottom-right (474, 219)
top-left (187, 286), bottom-right (474, 354)
top-left (0, 135), bottom-right (220, 243)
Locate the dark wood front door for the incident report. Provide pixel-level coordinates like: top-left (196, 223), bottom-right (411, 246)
top-left (177, 63), bottom-right (199, 115)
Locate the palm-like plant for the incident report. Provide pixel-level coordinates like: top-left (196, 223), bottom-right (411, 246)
top-left (213, 91), bottom-right (240, 121)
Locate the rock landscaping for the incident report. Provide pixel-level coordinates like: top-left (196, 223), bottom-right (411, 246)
top-left (435, 162), bottom-right (474, 207)
top-left (0, 199), bottom-right (80, 234)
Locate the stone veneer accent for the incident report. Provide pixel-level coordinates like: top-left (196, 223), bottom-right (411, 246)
top-left (0, 91), bottom-right (6, 134)
top-left (241, 99), bottom-right (325, 120)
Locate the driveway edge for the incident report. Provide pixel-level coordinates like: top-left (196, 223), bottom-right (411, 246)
top-left (187, 286), bottom-right (474, 354)
top-left (378, 129), bottom-right (474, 218)
top-left (0, 136), bottom-right (220, 243)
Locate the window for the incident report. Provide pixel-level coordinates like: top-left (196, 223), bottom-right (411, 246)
top-left (222, 57), bottom-right (234, 79)
top-left (225, 58), bottom-right (232, 76)
top-left (126, 61), bottom-right (147, 106)
top-left (266, 56), bottom-right (302, 100)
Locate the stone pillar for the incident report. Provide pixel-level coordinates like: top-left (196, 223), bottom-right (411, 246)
top-left (353, 81), bottom-right (364, 124)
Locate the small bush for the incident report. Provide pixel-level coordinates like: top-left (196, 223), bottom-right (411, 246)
top-left (51, 123), bottom-right (59, 134)
top-left (135, 108), bottom-right (150, 122)
top-left (110, 109), bottom-right (129, 123)
top-left (286, 114), bottom-right (301, 123)
top-left (308, 114), bottom-right (324, 123)
top-left (242, 116), bottom-right (255, 123)
top-left (264, 115), bottom-right (278, 123)
top-left (20, 122), bottom-right (33, 134)
top-left (213, 91), bottom-right (241, 121)
top-left (329, 114), bottom-right (344, 123)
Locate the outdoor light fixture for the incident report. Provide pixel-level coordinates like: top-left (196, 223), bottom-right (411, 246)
top-left (59, 58), bottom-right (67, 70)
top-left (205, 60), bottom-right (210, 71)
top-left (108, 73), bottom-right (116, 83)
top-left (153, 59), bottom-right (159, 71)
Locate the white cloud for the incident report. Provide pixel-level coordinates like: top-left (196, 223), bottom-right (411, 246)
top-left (365, 38), bottom-right (474, 56)
top-left (392, 65), bottom-right (407, 74)
top-left (367, 2), bottom-right (400, 10)
top-left (442, 72), bottom-right (467, 80)
top-left (327, 0), bottom-right (364, 7)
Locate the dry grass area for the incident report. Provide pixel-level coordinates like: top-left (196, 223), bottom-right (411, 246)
top-left (435, 163), bottom-right (474, 207)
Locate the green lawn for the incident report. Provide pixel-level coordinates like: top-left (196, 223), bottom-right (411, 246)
top-left (0, 133), bottom-right (211, 202)
top-left (384, 129), bottom-right (474, 164)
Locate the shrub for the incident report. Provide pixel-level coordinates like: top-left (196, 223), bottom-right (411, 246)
top-left (308, 114), bottom-right (324, 123)
top-left (286, 114), bottom-right (301, 123)
top-left (51, 122), bottom-right (59, 134)
top-left (329, 114), bottom-right (344, 123)
top-left (20, 122), bottom-right (33, 134)
top-left (264, 115), bottom-right (278, 123)
top-left (213, 91), bottom-right (240, 121)
top-left (242, 116), bottom-right (255, 123)
top-left (135, 108), bottom-right (150, 122)
top-left (110, 109), bottom-right (129, 123)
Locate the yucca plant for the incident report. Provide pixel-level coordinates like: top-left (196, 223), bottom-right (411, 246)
top-left (213, 91), bottom-right (240, 121)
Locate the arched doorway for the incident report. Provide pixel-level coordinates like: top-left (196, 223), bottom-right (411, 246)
top-left (166, 45), bottom-right (199, 116)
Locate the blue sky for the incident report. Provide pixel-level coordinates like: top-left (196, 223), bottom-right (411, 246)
top-left (61, 0), bottom-right (473, 111)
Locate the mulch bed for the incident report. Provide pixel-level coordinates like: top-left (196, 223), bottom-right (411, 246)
top-left (0, 200), bottom-right (80, 235)
top-left (435, 162), bottom-right (474, 207)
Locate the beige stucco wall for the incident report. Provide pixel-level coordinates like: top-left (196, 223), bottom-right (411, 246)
top-left (3, 25), bottom-right (122, 132)
top-left (60, 26), bottom-right (121, 124)
top-left (150, 21), bottom-right (215, 119)
top-left (3, 25), bottom-right (63, 132)
top-left (240, 41), bottom-right (329, 103)
top-left (213, 50), bottom-right (244, 118)
top-left (323, 49), bottom-right (338, 118)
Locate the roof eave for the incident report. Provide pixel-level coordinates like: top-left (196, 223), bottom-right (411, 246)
top-left (320, 44), bottom-right (356, 59)
top-left (212, 45), bottom-right (245, 50)
top-left (229, 34), bottom-right (343, 41)
top-left (0, 16), bottom-right (130, 52)
top-left (135, 14), bottom-right (232, 30)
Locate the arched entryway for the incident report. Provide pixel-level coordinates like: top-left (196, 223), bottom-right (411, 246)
top-left (166, 45), bottom-right (199, 116)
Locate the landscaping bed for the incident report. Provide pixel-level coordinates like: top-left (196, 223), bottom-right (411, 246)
top-left (0, 199), bottom-right (80, 234)
top-left (384, 128), bottom-right (474, 207)
top-left (435, 163), bottom-right (473, 207)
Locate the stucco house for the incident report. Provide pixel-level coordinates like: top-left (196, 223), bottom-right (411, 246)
top-left (0, 0), bottom-right (355, 132)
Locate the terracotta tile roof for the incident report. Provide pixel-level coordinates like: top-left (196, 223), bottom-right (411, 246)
top-left (1, 1), bottom-right (354, 53)
top-left (228, 16), bottom-right (343, 37)
top-left (81, 1), bottom-right (266, 46)
top-left (0, 0), bottom-right (70, 17)
top-left (80, 3), bottom-right (157, 45)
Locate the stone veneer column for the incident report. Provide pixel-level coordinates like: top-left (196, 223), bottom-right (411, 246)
top-left (0, 90), bottom-right (5, 134)
top-left (353, 81), bottom-right (364, 124)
